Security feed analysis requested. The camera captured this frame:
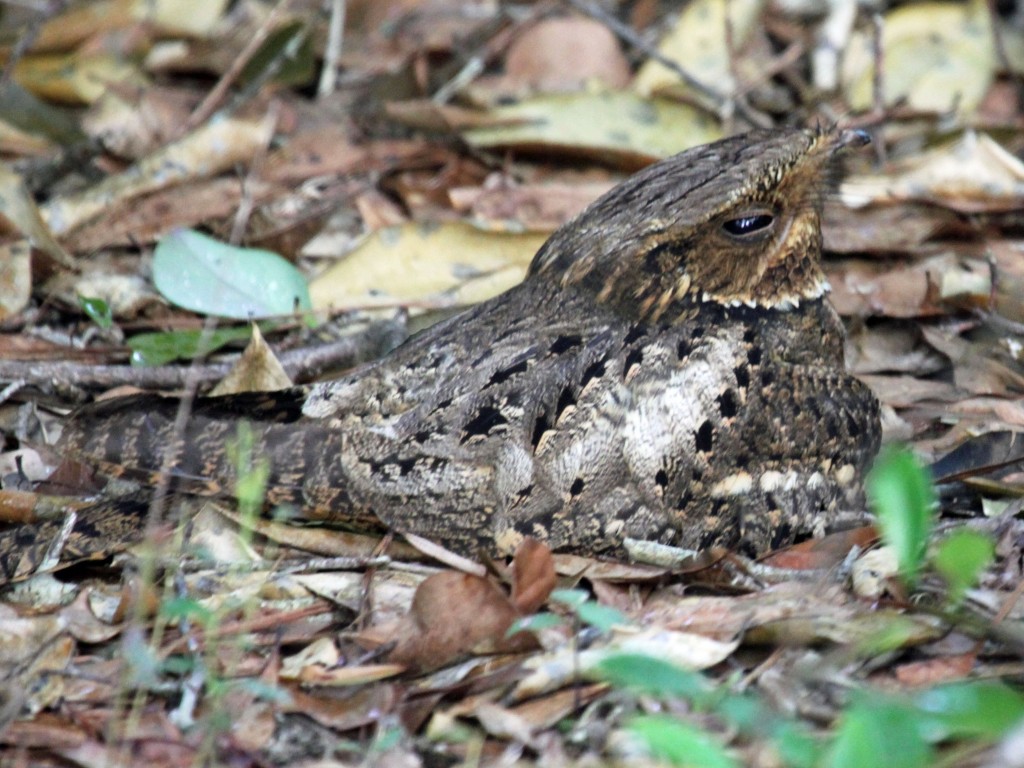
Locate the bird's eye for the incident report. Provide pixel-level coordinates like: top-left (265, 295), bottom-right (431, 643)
top-left (722, 213), bottom-right (774, 237)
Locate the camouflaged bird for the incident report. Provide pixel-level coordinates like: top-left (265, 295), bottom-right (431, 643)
top-left (54, 127), bottom-right (881, 562)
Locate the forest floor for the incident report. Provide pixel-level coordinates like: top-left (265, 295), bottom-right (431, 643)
top-left (2, 1), bottom-right (1024, 766)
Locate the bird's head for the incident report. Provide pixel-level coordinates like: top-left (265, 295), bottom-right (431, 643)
top-left (530, 127), bottom-right (869, 321)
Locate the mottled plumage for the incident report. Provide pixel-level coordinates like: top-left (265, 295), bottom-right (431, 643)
top-left (35, 128), bottom-right (883, 572)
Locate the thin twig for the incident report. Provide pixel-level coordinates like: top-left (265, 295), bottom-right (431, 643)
top-left (0, 317), bottom-right (407, 393)
top-left (317, 0), bottom-right (346, 98)
top-left (185, 0), bottom-right (293, 132)
top-left (869, 12), bottom-right (887, 164)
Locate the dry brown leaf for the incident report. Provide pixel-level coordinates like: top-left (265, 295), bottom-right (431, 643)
top-left (264, 130), bottom-right (422, 184)
top-left (857, 374), bottom-right (961, 409)
top-left (991, 239), bottom-right (1024, 324)
top-left (387, 569), bottom-right (538, 672)
top-left (758, 526), bottom-right (878, 571)
top-left (510, 538), bottom-right (556, 614)
top-left (845, 323), bottom-right (948, 376)
top-left (822, 200), bottom-right (951, 254)
top-left (829, 254), bottom-right (987, 319)
top-left (892, 652), bottom-right (976, 687)
top-left (842, 132), bottom-right (1024, 212)
top-left (449, 180), bottom-right (614, 232)
top-left (502, 16), bottom-right (630, 93)
top-left (64, 178), bottom-right (276, 252)
top-left (921, 325), bottom-right (1024, 396)
top-left (508, 683), bottom-right (607, 731)
top-left (551, 553), bottom-right (669, 581)
top-left (0, 713), bottom-right (89, 750)
top-left (208, 325), bottom-right (293, 396)
top-left (82, 85), bottom-right (200, 159)
top-left (283, 681), bottom-right (398, 731)
top-left (42, 113), bottom-right (275, 236)
top-left (29, 0), bottom-right (136, 53)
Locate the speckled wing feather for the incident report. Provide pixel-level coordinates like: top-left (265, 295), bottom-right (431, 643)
top-left (25, 127), bottom-right (881, 577)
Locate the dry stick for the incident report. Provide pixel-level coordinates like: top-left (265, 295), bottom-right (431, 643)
top-left (317, 0), bottom-right (347, 98)
top-left (565, 0), bottom-right (772, 129)
top-left (185, 0), bottom-right (294, 132)
top-left (0, 317), bottom-right (407, 392)
top-left (869, 13), bottom-right (888, 164)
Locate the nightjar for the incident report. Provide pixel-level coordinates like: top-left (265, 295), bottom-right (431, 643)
top-left (53, 127), bottom-right (882, 564)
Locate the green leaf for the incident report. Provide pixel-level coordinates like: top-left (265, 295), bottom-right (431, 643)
top-left (575, 601), bottom-right (631, 633)
top-left (549, 588), bottom-right (589, 609)
top-left (827, 697), bottom-right (932, 768)
top-left (915, 681), bottom-right (1024, 741)
top-left (127, 325), bottom-right (254, 366)
top-left (77, 295), bottom-right (113, 328)
top-left (866, 447), bottom-right (936, 589)
top-left (153, 229), bottom-right (311, 319)
top-left (933, 529), bottom-right (995, 605)
top-left (506, 612), bottom-right (565, 636)
top-left (159, 596), bottom-right (216, 625)
top-left (629, 715), bottom-right (738, 768)
top-left (772, 722), bottom-right (822, 768)
top-left (226, 421), bottom-right (270, 517)
top-left (596, 653), bottom-right (710, 700)
top-left (239, 20), bottom-right (316, 88)
top-left (548, 588), bottom-right (630, 631)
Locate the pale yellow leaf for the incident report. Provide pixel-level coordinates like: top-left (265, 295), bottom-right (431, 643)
top-left (0, 164), bottom-right (72, 265)
top-left (841, 0), bottom-right (995, 115)
top-left (633, 0), bottom-right (764, 97)
top-left (139, 0), bottom-right (230, 36)
top-left (842, 132), bottom-right (1024, 213)
top-left (309, 221), bottom-right (547, 313)
top-left (14, 53), bottom-right (147, 105)
top-left (461, 91), bottom-right (722, 165)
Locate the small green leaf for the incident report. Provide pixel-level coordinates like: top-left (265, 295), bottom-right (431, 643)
top-left (866, 447), bottom-right (936, 589)
top-left (239, 20), bottom-right (315, 87)
top-left (159, 596), bottom-right (216, 625)
top-left (596, 653), bottom-right (710, 700)
top-left (629, 715), bottom-right (738, 768)
top-left (77, 295), bottom-right (113, 328)
top-left (828, 697), bottom-right (932, 768)
top-left (915, 681), bottom-right (1024, 741)
top-left (506, 612), bottom-right (564, 636)
top-left (153, 229), bottom-right (311, 319)
top-left (549, 588), bottom-right (589, 608)
top-left (127, 325), bottom-right (254, 366)
top-left (576, 601), bottom-right (631, 633)
top-left (227, 422), bottom-right (270, 517)
top-left (933, 529), bottom-right (994, 605)
top-left (772, 722), bottom-right (822, 768)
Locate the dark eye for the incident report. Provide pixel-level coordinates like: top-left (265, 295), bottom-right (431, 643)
top-left (722, 213), bottom-right (774, 237)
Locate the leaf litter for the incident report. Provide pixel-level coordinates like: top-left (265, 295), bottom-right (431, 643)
top-left (0, 0), bottom-right (1023, 765)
